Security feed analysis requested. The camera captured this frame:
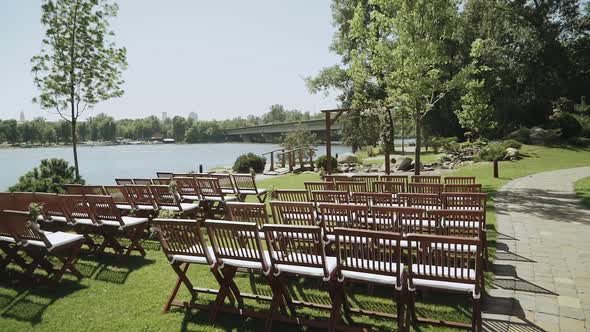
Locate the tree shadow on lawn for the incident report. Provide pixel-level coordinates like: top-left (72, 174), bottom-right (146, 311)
top-left (499, 188), bottom-right (590, 224)
top-left (0, 276), bottom-right (85, 325)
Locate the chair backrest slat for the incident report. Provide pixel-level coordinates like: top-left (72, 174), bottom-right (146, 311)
top-left (444, 176), bottom-right (476, 184)
top-left (173, 177), bottom-right (201, 199)
top-left (65, 185), bottom-right (105, 195)
top-left (195, 177), bottom-right (223, 199)
top-left (33, 192), bottom-right (66, 220)
top-left (372, 181), bottom-right (405, 194)
top-left (85, 195), bottom-right (123, 226)
top-left (226, 202), bottom-right (269, 228)
top-left (310, 190), bottom-right (350, 205)
top-left (411, 175), bottom-right (441, 184)
top-left (206, 219), bottom-right (267, 271)
top-left (115, 179), bottom-right (134, 185)
top-left (59, 194), bottom-right (95, 224)
top-left (442, 192), bottom-right (487, 212)
top-left (150, 185), bottom-right (182, 209)
top-left (103, 186), bottom-right (132, 206)
top-left (156, 172), bottom-right (174, 179)
top-left (270, 201), bottom-right (316, 226)
top-left (304, 181), bottom-right (334, 193)
top-left (335, 181), bottom-right (367, 193)
top-left (133, 178), bottom-right (153, 185)
top-left (319, 203), bottom-right (371, 233)
top-left (0, 210), bottom-right (51, 247)
top-left (444, 183), bottom-right (482, 193)
top-left (152, 219), bottom-right (211, 263)
top-left (407, 183), bottom-right (444, 195)
top-left (350, 192), bottom-right (398, 207)
top-left (125, 185), bottom-right (157, 208)
top-left (271, 189), bottom-right (310, 202)
top-left (210, 174), bottom-right (236, 192)
top-left (232, 174), bottom-right (258, 192)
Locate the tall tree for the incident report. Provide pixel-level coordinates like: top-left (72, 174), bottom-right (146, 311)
top-left (31, 0), bottom-right (127, 180)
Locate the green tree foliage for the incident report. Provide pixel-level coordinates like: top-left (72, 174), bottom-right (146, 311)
top-left (280, 124), bottom-right (318, 164)
top-left (9, 158), bottom-right (84, 193)
top-left (31, 0), bottom-right (127, 180)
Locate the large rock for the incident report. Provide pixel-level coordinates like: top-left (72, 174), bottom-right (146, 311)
top-left (397, 157), bottom-right (413, 171)
top-left (504, 147), bottom-right (520, 160)
top-left (337, 152), bottom-right (359, 164)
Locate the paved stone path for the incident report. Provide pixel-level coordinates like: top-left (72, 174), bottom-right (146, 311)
top-left (483, 166), bottom-right (590, 332)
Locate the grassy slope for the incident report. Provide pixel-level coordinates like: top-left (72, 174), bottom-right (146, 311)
top-left (1, 145), bottom-right (589, 332)
top-left (575, 176), bottom-right (590, 209)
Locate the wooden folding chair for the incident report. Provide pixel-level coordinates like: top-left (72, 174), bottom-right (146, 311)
top-left (443, 176), bottom-right (476, 184)
top-left (195, 177), bottom-right (237, 219)
top-left (34, 192), bottom-right (69, 225)
top-left (351, 192), bottom-right (399, 208)
top-left (372, 206), bottom-right (434, 236)
top-left (334, 181), bottom-right (367, 193)
top-left (125, 185), bottom-right (159, 213)
top-left (372, 181), bottom-right (405, 194)
top-left (318, 203), bottom-right (371, 243)
top-left (64, 184), bottom-right (105, 195)
top-left (406, 234), bottom-right (483, 331)
top-left (400, 193), bottom-right (442, 210)
top-left (310, 190), bottom-right (350, 207)
top-left (263, 224), bottom-right (339, 331)
top-left (152, 178), bottom-right (171, 185)
top-left (85, 195), bottom-right (150, 256)
top-left (232, 174), bottom-right (267, 203)
top-left (0, 207), bottom-right (30, 272)
top-left (323, 174), bottom-right (352, 183)
top-left (444, 183), bottom-right (483, 193)
top-left (150, 185), bottom-right (200, 218)
top-left (407, 183), bottom-right (444, 195)
top-left (103, 185), bottom-right (134, 211)
top-left (270, 189), bottom-right (309, 202)
top-left (441, 192), bottom-right (487, 212)
top-left (210, 173), bottom-right (237, 196)
top-left (133, 178), bottom-right (153, 185)
top-left (410, 175), bottom-right (441, 184)
top-left (304, 181), bottom-right (334, 194)
top-left (380, 175), bottom-right (408, 186)
top-left (156, 172), bottom-right (174, 179)
top-left (172, 177), bottom-right (201, 202)
top-left (225, 202), bottom-right (269, 227)
top-left (151, 218), bottom-right (228, 313)
top-left (270, 201), bottom-right (317, 226)
top-left (334, 227), bottom-right (405, 330)
top-left (115, 178), bottom-right (134, 185)
top-left (350, 175), bottom-right (379, 192)
top-left (205, 219), bottom-right (296, 326)
top-left (0, 210), bottom-right (84, 284)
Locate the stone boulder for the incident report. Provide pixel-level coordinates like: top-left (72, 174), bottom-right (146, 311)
top-left (337, 152), bottom-right (359, 164)
top-left (504, 147), bottom-right (520, 160)
top-left (397, 157), bottom-right (413, 171)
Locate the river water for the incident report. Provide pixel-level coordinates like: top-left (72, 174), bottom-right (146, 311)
top-left (0, 143), bottom-right (353, 190)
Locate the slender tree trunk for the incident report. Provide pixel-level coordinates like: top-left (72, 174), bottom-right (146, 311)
top-left (71, 107), bottom-right (80, 181)
top-left (387, 108), bottom-right (395, 153)
top-left (414, 104), bottom-right (421, 176)
top-left (401, 116), bottom-right (405, 156)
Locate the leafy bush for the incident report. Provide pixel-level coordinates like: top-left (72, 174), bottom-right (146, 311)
top-left (476, 143), bottom-right (506, 161)
top-left (502, 139), bottom-right (522, 149)
top-left (9, 158), bottom-right (84, 193)
top-left (569, 137), bottom-right (590, 147)
top-left (431, 137), bottom-right (458, 153)
top-left (315, 155), bottom-right (337, 170)
top-left (505, 127), bottom-right (531, 144)
top-left (552, 112), bottom-right (583, 138)
top-left (232, 153), bottom-right (266, 174)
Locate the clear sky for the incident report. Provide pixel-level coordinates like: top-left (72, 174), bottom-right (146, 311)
top-left (0, 1), bottom-right (339, 121)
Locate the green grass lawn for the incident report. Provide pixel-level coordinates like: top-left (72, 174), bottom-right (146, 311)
top-left (575, 176), bottom-right (590, 209)
top-left (1, 144), bottom-right (589, 331)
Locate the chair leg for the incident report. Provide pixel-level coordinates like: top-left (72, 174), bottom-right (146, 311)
top-left (163, 262), bottom-right (190, 313)
top-left (52, 241), bottom-right (83, 283)
top-left (328, 281), bottom-right (343, 332)
top-left (221, 266), bottom-right (244, 308)
top-left (124, 223), bottom-right (148, 257)
top-left (472, 295), bottom-right (482, 332)
top-left (265, 291), bottom-right (282, 332)
top-left (210, 265), bottom-right (241, 322)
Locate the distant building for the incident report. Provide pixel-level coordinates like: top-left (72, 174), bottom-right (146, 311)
top-left (19, 111), bottom-right (25, 122)
top-left (188, 112), bottom-right (198, 121)
top-left (162, 112), bottom-right (168, 121)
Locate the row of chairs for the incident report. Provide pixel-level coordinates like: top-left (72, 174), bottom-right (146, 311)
top-left (154, 218), bottom-right (483, 331)
top-left (117, 172), bottom-right (268, 203)
top-left (323, 174), bottom-right (476, 190)
top-left (0, 192), bottom-right (150, 259)
top-left (305, 180), bottom-right (482, 195)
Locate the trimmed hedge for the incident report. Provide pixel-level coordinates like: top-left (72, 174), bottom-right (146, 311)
top-left (233, 153), bottom-right (266, 173)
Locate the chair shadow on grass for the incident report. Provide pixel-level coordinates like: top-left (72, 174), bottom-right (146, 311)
top-left (492, 277), bottom-right (557, 296)
top-left (74, 254), bottom-right (155, 284)
top-left (0, 275), bottom-right (86, 325)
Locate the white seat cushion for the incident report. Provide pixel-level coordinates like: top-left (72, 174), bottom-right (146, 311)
top-left (182, 195), bottom-right (201, 201)
top-left (275, 254), bottom-right (337, 279)
top-left (74, 218), bottom-right (98, 226)
top-left (0, 235), bottom-right (15, 243)
top-left (412, 278), bottom-right (476, 294)
top-left (239, 189), bottom-right (267, 195)
top-left (50, 216), bottom-right (68, 223)
top-left (221, 189), bottom-right (236, 194)
top-left (116, 204), bottom-right (134, 210)
top-left (203, 196), bottom-right (237, 202)
top-left (341, 259), bottom-right (403, 285)
top-left (100, 216), bottom-right (148, 228)
top-left (135, 204), bottom-right (157, 210)
top-left (160, 203), bottom-right (200, 212)
top-left (218, 249), bottom-right (272, 271)
top-left (237, 230), bottom-right (266, 239)
top-left (171, 246), bottom-right (215, 265)
top-left (430, 242), bottom-right (479, 253)
top-left (27, 232), bottom-right (84, 250)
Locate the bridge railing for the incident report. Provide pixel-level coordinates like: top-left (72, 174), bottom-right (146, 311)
top-left (262, 148), bottom-right (285, 172)
top-left (278, 147), bottom-right (317, 173)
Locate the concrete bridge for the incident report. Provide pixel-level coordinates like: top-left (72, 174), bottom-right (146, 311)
top-left (225, 119), bottom-right (341, 142)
